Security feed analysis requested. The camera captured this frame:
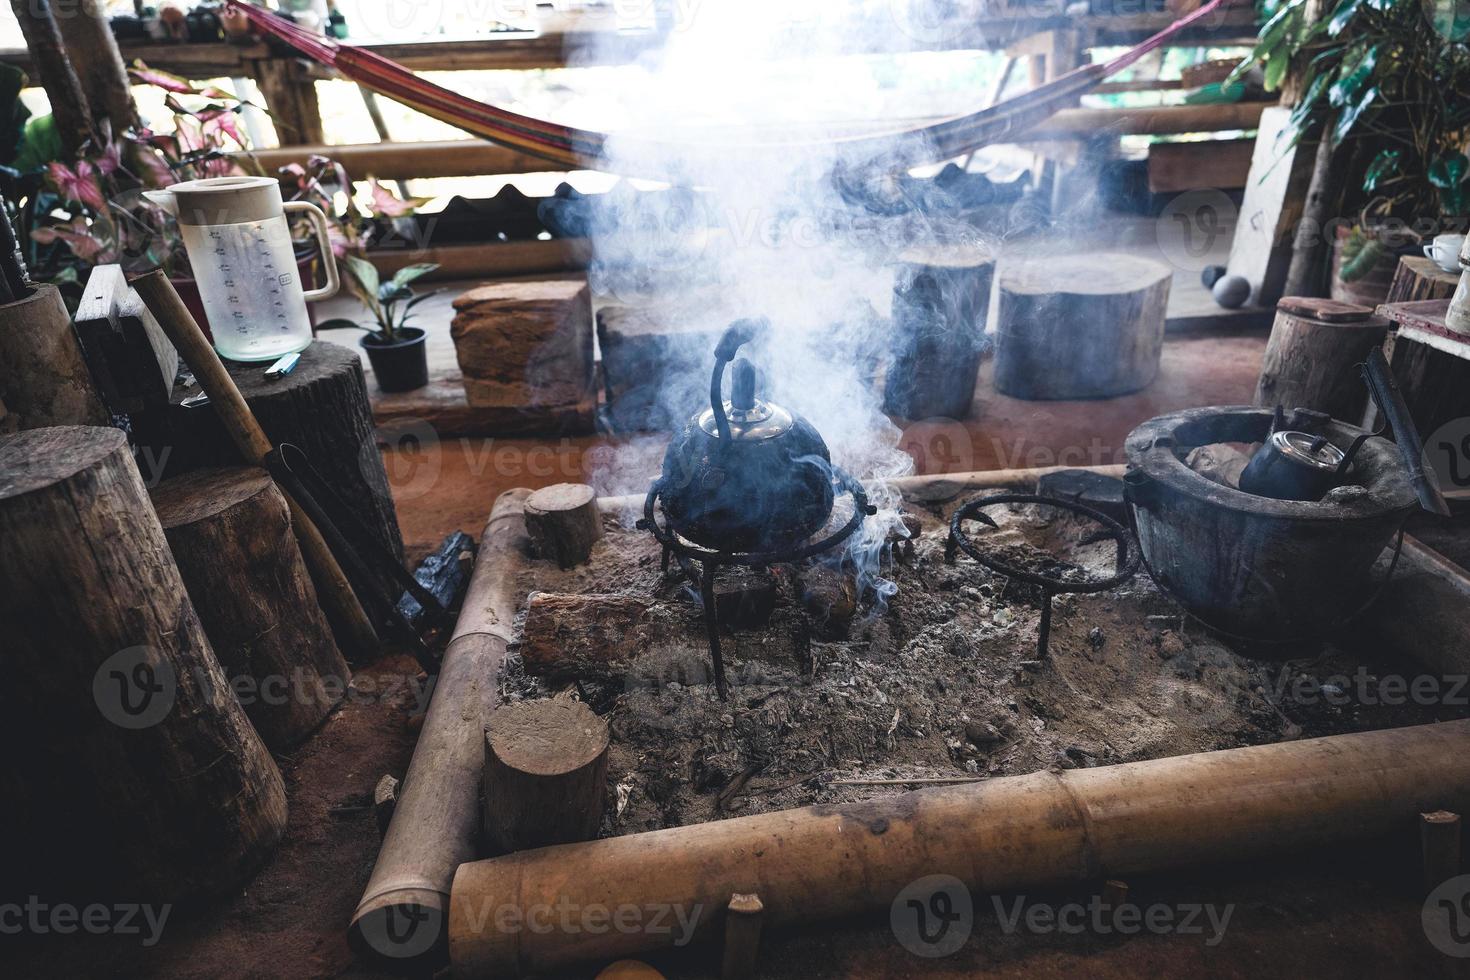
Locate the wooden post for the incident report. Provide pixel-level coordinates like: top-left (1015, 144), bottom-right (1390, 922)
top-left (1421, 810), bottom-right (1462, 892)
top-left (1254, 297), bottom-right (1389, 422)
top-left (883, 244), bottom-right (993, 420)
top-left (251, 57), bottom-right (325, 145)
top-left (0, 282), bottom-right (109, 431)
top-left (483, 697), bottom-right (610, 854)
top-left (9, 0), bottom-right (96, 158)
top-left (721, 893), bottom-right (764, 980)
top-left (150, 465), bottom-right (351, 749)
top-left (54, 0), bottom-right (137, 137)
top-left (524, 482), bottom-right (602, 568)
top-left (0, 425), bottom-right (287, 902)
top-left (994, 254), bottom-right (1172, 400)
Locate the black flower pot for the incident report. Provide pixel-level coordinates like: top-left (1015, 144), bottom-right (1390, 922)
top-left (361, 327), bottom-right (429, 392)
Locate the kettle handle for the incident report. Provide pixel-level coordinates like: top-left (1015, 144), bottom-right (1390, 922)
top-left (709, 318), bottom-right (767, 441)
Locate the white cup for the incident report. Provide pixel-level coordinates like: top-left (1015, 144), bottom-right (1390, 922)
top-left (1424, 233), bottom-right (1467, 273)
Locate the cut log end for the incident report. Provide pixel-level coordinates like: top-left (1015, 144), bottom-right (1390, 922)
top-left (483, 698), bottom-right (610, 853)
top-left (525, 482), bottom-right (602, 568)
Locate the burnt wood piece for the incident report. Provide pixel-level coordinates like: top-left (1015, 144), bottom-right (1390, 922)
top-left (519, 592), bottom-right (655, 680)
top-left (150, 339), bottom-right (403, 563)
top-left (150, 466), bottom-right (350, 749)
top-left (396, 530), bottom-right (476, 632)
top-left (0, 283), bottom-right (109, 432)
top-left (712, 565), bottom-right (778, 631)
top-left (450, 279), bottom-right (595, 417)
top-left (1386, 256), bottom-right (1460, 305)
top-left (1036, 469), bottom-right (1128, 524)
top-left (595, 299), bottom-right (727, 432)
top-left (1254, 298), bottom-right (1388, 422)
top-left (0, 426), bottom-right (287, 902)
top-left (524, 482), bottom-right (602, 568)
top-left (73, 265), bottom-right (178, 436)
top-left (799, 563), bottom-right (858, 640)
top-left (884, 244), bottom-right (993, 420)
top-left (995, 254), bottom-right (1171, 401)
top-left (482, 697), bottom-right (610, 854)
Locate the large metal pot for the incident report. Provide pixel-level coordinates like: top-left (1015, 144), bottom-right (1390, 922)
top-left (1124, 406), bottom-right (1416, 641)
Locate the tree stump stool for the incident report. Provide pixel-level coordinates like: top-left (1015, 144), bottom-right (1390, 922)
top-left (483, 698), bottom-right (610, 853)
top-left (1254, 297), bottom-right (1389, 423)
top-left (0, 426), bottom-right (287, 902)
top-left (150, 466), bottom-right (350, 749)
top-left (524, 483), bottom-right (602, 568)
top-left (147, 339), bottom-right (402, 564)
top-left (994, 254), bottom-right (1171, 400)
top-left (1385, 255), bottom-right (1459, 305)
top-left (883, 244), bottom-right (993, 420)
top-left (0, 283), bottom-right (109, 432)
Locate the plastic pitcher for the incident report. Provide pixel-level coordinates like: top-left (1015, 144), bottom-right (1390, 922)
top-left (145, 176), bottom-right (339, 362)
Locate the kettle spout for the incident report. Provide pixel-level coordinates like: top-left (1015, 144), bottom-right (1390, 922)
top-left (142, 189), bottom-right (178, 217)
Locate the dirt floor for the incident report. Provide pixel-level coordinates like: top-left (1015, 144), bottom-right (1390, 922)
top-left (11, 327), bottom-right (1470, 979)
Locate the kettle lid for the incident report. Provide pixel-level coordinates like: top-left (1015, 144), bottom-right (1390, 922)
top-left (698, 359), bottom-right (793, 440)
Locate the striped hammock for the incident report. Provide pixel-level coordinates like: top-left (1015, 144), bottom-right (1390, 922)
top-left (231, 0), bottom-right (1231, 177)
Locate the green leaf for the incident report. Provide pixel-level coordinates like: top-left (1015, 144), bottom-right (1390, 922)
top-left (344, 253), bottom-right (380, 298)
top-left (314, 317), bottom-right (366, 332)
top-left (1333, 84), bottom-right (1377, 143)
top-left (1428, 153), bottom-right (1469, 190)
top-left (1329, 44), bottom-right (1378, 109)
top-left (1363, 148), bottom-right (1402, 192)
top-left (1328, 0), bottom-right (1364, 36)
top-left (405, 288), bottom-right (442, 310)
top-left (388, 262), bottom-right (440, 288)
top-left (1264, 47), bottom-right (1291, 91)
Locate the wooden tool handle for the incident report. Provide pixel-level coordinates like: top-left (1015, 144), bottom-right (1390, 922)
top-left (130, 270), bottom-right (381, 658)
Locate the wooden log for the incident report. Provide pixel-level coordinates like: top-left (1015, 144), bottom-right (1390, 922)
top-left (1254, 297), bottom-right (1388, 422)
top-left (152, 339), bottom-right (403, 564)
top-left (483, 697), bottom-right (610, 854)
top-left (595, 296), bottom-right (730, 432)
top-left (721, 893), bottom-right (765, 980)
top-left (449, 720), bottom-right (1470, 975)
top-left (521, 592), bottom-right (655, 680)
top-left (883, 244), bottom-right (993, 420)
top-left (1386, 255), bottom-right (1460, 305)
top-left (131, 274), bottom-right (383, 662)
top-left (450, 280), bottom-right (595, 416)
top-left (0, 426), bottom-right (287, 902)
top-left (351, 488), bottom-right (532, 968)
top-left (524, 482), bottom-right (602, 568)
top-left (54, 0), bottom-right (137, 136)
top-left (994, 253), bottom-right (1171, 400)
top-left (150, 466), bottom-right (350, 749)
top-left (0, 283), bottom-right (108, 432)
top-left (1421, 810), bottom-right (1462, 892)
top-left (8, 0), bottom-right (95, 158)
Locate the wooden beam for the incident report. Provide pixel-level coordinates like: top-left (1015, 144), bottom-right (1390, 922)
top-left (1147, 137), bottom-right (1255, 193)
top-left (367, 239), bottom-right (590, 280)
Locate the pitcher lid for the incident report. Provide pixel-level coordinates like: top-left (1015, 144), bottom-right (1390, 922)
top-left (160, 175), bottom-right (283, 226)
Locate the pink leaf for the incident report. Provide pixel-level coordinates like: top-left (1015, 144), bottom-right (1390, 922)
top-left (128, 63), bottom-right (199, 94)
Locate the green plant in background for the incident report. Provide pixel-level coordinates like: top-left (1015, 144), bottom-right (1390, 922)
top-left (1232, 0), bottom-right (1470, 234)
top-left (318, 259), bottom-right (439, 342)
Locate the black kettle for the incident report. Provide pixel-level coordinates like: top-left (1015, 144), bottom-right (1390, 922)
top-left (658, 319), bottom-right (836, 553)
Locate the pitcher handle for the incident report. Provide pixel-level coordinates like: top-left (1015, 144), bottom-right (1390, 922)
top-left (283, 200), bottom-right (340, 302)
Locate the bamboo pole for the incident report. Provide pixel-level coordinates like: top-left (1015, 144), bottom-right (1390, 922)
top-left (129, 271), bottom-right (380, 659)
top-left (450, 720), bottom-right (1470, 975)
top-left (350, 487), bottom-right (532, 969)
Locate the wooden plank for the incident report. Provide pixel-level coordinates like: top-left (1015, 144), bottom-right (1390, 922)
top-left (1225, 105), bottom-right (1317, 308)
top-left (1147, 137), bottom-right (1255, 193)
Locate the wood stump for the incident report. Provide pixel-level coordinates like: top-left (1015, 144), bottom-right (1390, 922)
top-left (524, 483), bottom-right (602, 568)
top-left (150, 466), bottom-right (350, 749)
top-left (994, 254), bottom-right (1171, 400)
top-left (1387, 255), bottom-right (1460, 304)
top-left (450, 280), bottom-right (595, 417)
top-left (0, 283), bottom-right (108, 432)
top-left (596, 296), bottom-right (730, 432)
top-left (0, 426), bottom-right (287, 902)
top-left (148, 339), bottom-right (402, 564)
top-left (883, 244), bottom-right (993, 420)
top-left (1254, 297), bottom-right (1388, 422)
top-left (483, 698), bottom-right (610, 853)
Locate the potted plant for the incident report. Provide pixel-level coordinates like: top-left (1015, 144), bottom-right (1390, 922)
top-left (318, 257), bottom-right (439, 392)
top-left (1230, 0), bottom-right (1470, 301)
